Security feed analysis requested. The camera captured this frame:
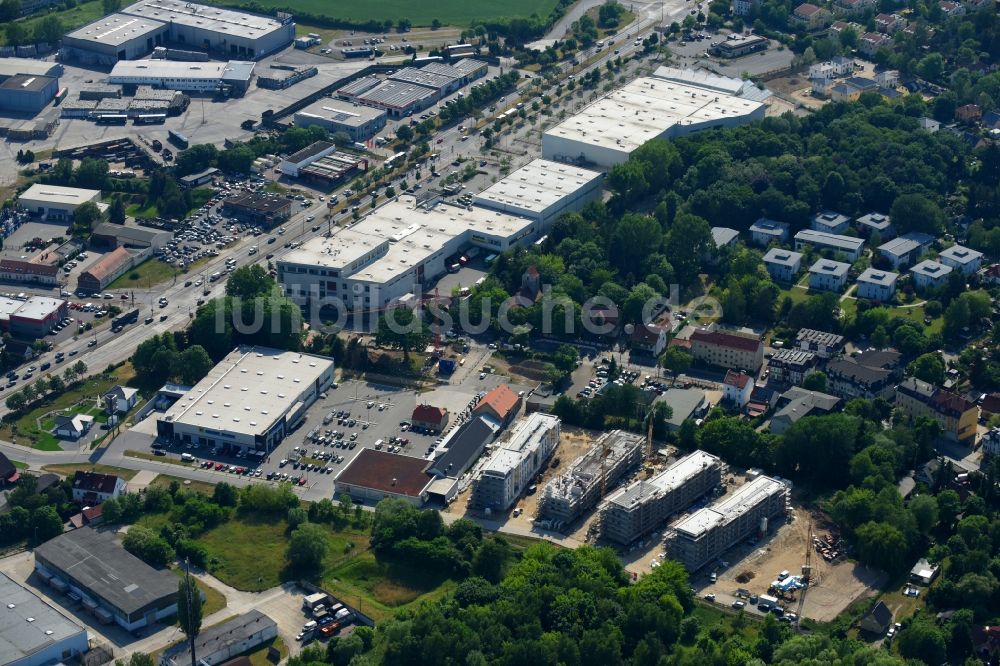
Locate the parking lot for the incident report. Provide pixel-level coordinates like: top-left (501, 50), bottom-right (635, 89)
top-left (126, 366), bottom-right (526, 496)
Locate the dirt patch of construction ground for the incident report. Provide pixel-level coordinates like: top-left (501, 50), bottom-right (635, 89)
top-left (691, 505), bottom-right (887, 622)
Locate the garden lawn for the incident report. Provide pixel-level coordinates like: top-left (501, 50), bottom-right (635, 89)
top-left (41, 463), bottom-right (138, 481)
top-left (107, 259), bottom-right (178, 289)
top-left (197, 516), bottom-right (363, 592)
top-left (0, 365), bottom-right (136, 450)
top-left (204, 0), bottom-right (558, 26)
top-left (170, 567), bottom-right (228, 617)
top-left (323, 550), bottom-right (457, 622)
top-left (150, 474), bottom-right (216, 495)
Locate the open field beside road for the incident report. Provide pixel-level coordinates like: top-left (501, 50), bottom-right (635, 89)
top-left (41, 462), bottom-right (138, 480)
top-left (209, 0), bottom-right (558, 26)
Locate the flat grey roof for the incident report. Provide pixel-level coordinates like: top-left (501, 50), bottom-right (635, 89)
top-left (109, 60), bottom-right (255, 82)
top-left (163, 610), bottom-right (275, 665)
top-left (750, 218), bottom-right (788, 237)
top-left (34, 527), bottom-right (177, 615)
top-left (857, 267), bottom-right (898, 286)
top-left (674, 475), bottom-right (785, 538)
top-left (0, 572), bottom-right (85, 666)
top-left (358, 80), bottom-right (437, 108)
top-left (608, 449), bottom-right (719, 508)
top-left (809, 259), bottom-right (850, 278)
top-left (878, 232), bottom-right (935, 257)
top-left (0, 59), bottom-right (61, 79)
top-left (388, 66), bottom-right (456, 90)
top-left (0, 75), bottom-right (56, 92)
top-left (452, 58), bottom-right (487, 76)
top-left (12, 296), bottom-right (64, 321)
top-left (794, 229), bottom-right (864, 252)
top-left (295, 100), bottom-right (385, 127)
top-left (657, 387), bottom-right (705, 427)
top-left (856, 212), bottom-right (891, 230)
top-left (910, 259), bottom-right (953, 279)
top-left (939, 243), bottom-right (983, 265)
top-left (712, 227), bottom-right (739, 246)
top-left (763, 247), bottom-right (802, 267)
top-left (122, 0), bottom-right (288, 40)
top-left (812, 210), bottom-right (850, 228)
top-left (65, 13), bottom-right (165, 47)
top-left (472, 158), bottom-right (602, 215)
top-left (337, 75), bottom-right (381, 97)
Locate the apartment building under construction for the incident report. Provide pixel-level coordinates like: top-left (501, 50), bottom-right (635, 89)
top-left (666, 475), bottom-right (790, 571)
top-left (537, 430), bottom-right (644, 526)
top-left (600, 450), bottom-right (726, 545)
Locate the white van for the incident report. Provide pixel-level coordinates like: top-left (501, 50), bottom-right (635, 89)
top-left (374, 439), bottom-right (384, 449)
top-left (181, 453), bottom-right (194, 462)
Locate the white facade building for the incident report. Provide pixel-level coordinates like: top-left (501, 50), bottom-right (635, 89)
top-left (809, 259), bottom-right (851, 292)
top-left (542, 68), bottom-right (767, 168)
top-left (472, 159), bottom-right (603, 227)
top-left (910, 260), bottom-right (953, 291)
top-left (278, 196), bottom-right (537, 311)
top-left (938, 244), bottom-right (984, 275)
top-left (856, 267), bottom-right (898, 301)
top-left (794, 229), bottom-right (864, 261)
top-left (763, 248), bottom-right (802, 282)
top-left (156, 346), bottom-right (334, 453)
top-left (749, 218), bottom-right (789, 246)
top-left (108, 60), bottom-right (255, 94)
top-left (18, 184), bottom-right (101, 221)
top-left (0, 573), bottom-right (88, 666)
top-left (471, 413), bottom-right (560, 512)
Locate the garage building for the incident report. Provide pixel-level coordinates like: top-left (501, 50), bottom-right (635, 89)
top-left (222, 192), bottom-right (291, 227)
top-left (34, 527), bottom-right (179, 631)
top-left (17, 184), bottom-right (102, 221)
top-left (293, 102), bottom-right (387, 142)
top-left (91, 222), bottom-right (172, 250)
top-left (156, 346), bottom-right (334, 454)
top-left (0, 59), bottom-right (63, 80)
top-left (472, 159), bottom-right (603, 228)
top-left (543, 68), bottom-right (767, 168)
top-left (0, 572), bottom-right (88, 666)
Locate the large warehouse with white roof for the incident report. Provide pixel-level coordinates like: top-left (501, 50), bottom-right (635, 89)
top-left (278, 195), bottom-right (539, 311)
top-left (18, 184), bottom-right (102, 221)
top-left (107, 60), bottom-right (256, 95)
top-left (472, 159), bottom-right (603, 226)
top-left (62, 0), bottom-right (294, 64)
top-left (156, 346), bottom-right (334, 453)
top-left (542, 67), bottom-right (768, 168)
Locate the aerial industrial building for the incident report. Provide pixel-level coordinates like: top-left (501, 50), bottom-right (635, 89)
top-left (0, 572), bottom-right (88, 666)
top-left (156, 346), bottom-right (334, 454)
top-left (472, 159), bottom-right (604, 227)
top-left (336, 59), bottom-right (487, 118)
top-left (542, 67), bottom-right (768, 168)
top-left (34, 527), bottom-right (179, 631)
top-left (600, 450), bottom-right (725, 545)
top-left (278, 195), bottom-right (538, 311)
top-left (666, 475), bottom-right (789, 571)
top-left (293, 101), bottom-right (387, 141)
top-left (537, 430), bottom-right (643, 525)
top-left (63, 0), bottom-right (295, 64)
top-left (107, 60), bottom-right (256, 96)
top-left (0, 75), bottom-right (59, 113)
top-left (18, 184), bottom-right (102, 221)
top-left (0, 296), bottom-right (67, 338)
top-left (471, 413), bottom-right (560, 513)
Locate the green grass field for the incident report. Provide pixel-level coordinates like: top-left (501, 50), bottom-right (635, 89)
top-left (42, 462), bottom-right (138, 481)
top-left (0, 0), bottom-right (107, 47)
top-left (324, 551), bottom-right (457, 622)
top-left (208, 0), bottom-right (558, 26)
top-left (170, 568), bottom-right (228, 617)
top-left (107, 259), bottom-right (179, 290)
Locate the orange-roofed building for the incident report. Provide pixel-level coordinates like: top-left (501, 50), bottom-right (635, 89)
top-left (474, 384), bottom-right (523, 426)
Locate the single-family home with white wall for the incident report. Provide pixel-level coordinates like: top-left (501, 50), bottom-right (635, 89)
top-left (749, 218), bottom-right (789, 246)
